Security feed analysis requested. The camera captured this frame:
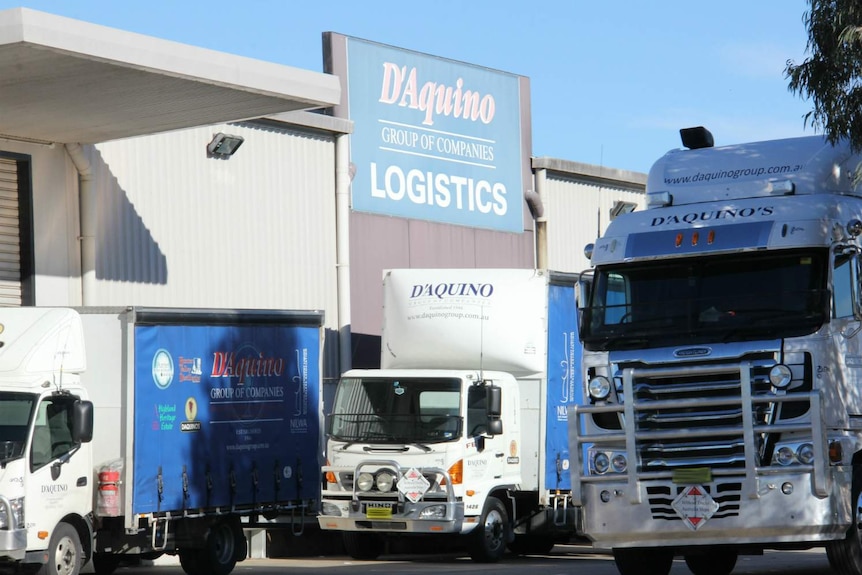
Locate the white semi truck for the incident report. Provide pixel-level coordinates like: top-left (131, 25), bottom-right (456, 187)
top-left (0, 307), bottom-right (323, 575)
top-left (318, 268), bottom-right (580, 562)
top-left (570, 128), bottom-right (862, 575)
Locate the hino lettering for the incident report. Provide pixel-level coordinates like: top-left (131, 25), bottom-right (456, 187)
top-left (571, 128), bottom-right (862, 575)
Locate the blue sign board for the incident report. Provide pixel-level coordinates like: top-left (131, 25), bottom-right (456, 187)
top-left (132, 323), bottom-right (320, 513)
top-left (338, 35), bottom-right (526, 233)
top-left (545, 282), bottom-right (581, 490)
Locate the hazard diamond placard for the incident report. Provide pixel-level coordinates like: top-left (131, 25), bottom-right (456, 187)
top-left (672, 485), bottom-right (720, 531)
top-left (397, 467), bottom-right (430, 503)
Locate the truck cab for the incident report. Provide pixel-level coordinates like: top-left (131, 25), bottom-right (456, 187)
top-left (569, 130), bottom-right (862, 575)
top-left (320, 368), bottom-right (520, 561)
top-left (0, 308), bottom-right (94, 574)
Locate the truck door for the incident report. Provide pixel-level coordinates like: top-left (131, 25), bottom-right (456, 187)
top-left (466, 385), bottom-right (511, 485)
top-left (832, 250), bottom-right (862, 419)
top-left (26, 395), bottom-right (91, 547)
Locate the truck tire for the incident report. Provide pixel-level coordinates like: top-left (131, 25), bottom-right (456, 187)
top-left (467, 496), bottom-right (510, 563)
top-left (38, 522), bottom-right (84, 575)
top-left (684, 548), bottom-right (738, 575)
top-left (342, 532), bottom-right (384, 560)
top-left (613, 547), bottom-right (673, 575)
top-left (827, 465), bottom-right (862, 575)
top-left (91, 552), bottom-right (121, 575)
top-left (178, 549), bottom-right (207, 575)
top-left (203, 520), bottom-right (243, 575)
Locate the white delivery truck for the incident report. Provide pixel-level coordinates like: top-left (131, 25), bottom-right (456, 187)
top-left (570, 128), bottom-right (862, 575)
top-left (318, 268), bottom-right (580, 562)
top-left (0, 307), bottom-right (323, 575)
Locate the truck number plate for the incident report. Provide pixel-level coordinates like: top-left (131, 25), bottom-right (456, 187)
top-left (364, 503), bottom-right (393, 519)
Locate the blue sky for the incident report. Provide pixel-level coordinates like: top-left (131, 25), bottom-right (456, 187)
top-left (7, 0), bottom-right (814, 174)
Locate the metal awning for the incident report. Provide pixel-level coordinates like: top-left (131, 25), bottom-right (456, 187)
top-left (0, 8), bottom-right (341, 145)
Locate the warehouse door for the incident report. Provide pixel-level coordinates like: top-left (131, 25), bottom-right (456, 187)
top-left (0, 157), bottom-right (25, 306)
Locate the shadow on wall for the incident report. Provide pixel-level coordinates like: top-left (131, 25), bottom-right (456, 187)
top-left (90, 148), bottom-right (167, 285)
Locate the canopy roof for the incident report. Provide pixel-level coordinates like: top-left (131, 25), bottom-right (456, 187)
top-left (0, 8), bottom-right (341, 144)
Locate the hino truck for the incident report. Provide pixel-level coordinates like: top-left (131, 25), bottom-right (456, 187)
top-left (0, 306), bottom-right (322, 575)
top-left (569, 128), bottom-right (862, 575)
top-left (318, 268), bottom-right (580, 562)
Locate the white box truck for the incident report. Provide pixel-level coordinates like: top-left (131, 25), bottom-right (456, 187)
top-left (0, 306), bottom-right (323, 575)
top-left (570, 128), bottom-right (862, 575)
top-left (318, 268), bottom-right (580, 562)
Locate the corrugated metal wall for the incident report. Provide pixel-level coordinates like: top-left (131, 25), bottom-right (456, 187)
top-left (93, 121), bottom-right (337, 312)
top-left (92, 120), bottom-right (341, 384)
top-left (535, 159), bottom-right (647, 274)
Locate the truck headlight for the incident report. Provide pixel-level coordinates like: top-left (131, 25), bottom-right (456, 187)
top-left (593, 452), bottom-right (610, 474)
top-left (376, 471), bottom-right (395, 493)
top-left (588, 376), bottom-right (611, 400)
top-left (589, 449), bottom-right (627, 475)
top-left (797, 443), bottom-right (815, 465)
top-left (356, 472), bottom-right (374, 492)
top-left (0, 497), bottom-right (24, 529)
top-left (773, 442), bottom-right (815, 466)
top-left (321, 502), bottom-right (343, 516)
top-left (769, 364), bottom-right (792, 389)
top-left (419, 505), bottom-right (446, 519)
top-left (775, 446), bottom-right (795, 466)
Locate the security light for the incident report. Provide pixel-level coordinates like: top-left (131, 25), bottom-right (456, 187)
top-left (207, 133), bottom-right (244, 158)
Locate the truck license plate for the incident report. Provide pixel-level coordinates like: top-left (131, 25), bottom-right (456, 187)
top-left (364, 503), bottom-right (393, 519)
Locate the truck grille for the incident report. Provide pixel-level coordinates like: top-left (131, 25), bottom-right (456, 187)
top-left (622, 353), bottom-right (810, 472)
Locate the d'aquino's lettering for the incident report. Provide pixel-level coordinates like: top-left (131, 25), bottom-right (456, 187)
top-left (651, 206), bottom-right (774, 227)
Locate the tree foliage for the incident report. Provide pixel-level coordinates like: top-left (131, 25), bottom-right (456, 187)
top-left (786, 0), bottom-right (862, 150)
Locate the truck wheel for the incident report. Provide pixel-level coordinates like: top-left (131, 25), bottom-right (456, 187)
top-left (39, 523), bottom-right (84, 575)
top-left (684, 548), bottom-right (738, 575)
top-left (827, 465), bottom-right (862, 575)
top-left (91, 553), bottom-right (121, 575)
top-left (342, 532), bottom-right (384, 560)
top-left (613, 547), bottom-right (673, 575)
top-left (203, 520), bottom-right (243, 575)
top-left (467, 496), bottom-right (510, 563)
top-left (178, 549), bottom-right (207, 575)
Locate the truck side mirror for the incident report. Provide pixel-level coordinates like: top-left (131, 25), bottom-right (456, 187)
top-left (577, 277), bottom-right (592, 311)
top-left (72, 400), bottom-right (94, 443)
top-left (487, 385), bottom-right (501, 417)
top-left (486, 386), bottom-right (503, 435)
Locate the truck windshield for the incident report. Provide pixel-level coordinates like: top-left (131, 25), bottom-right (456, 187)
top-left (582, 249), bottom-right (828, 351)
top-left (328, 377), bottom-right (462, 444)
top-left (0, 392), bottom-right (36, 465)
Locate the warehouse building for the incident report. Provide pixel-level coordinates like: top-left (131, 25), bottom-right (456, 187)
top-left (0, 8), bottom-right (645, 403)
